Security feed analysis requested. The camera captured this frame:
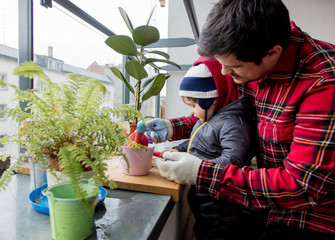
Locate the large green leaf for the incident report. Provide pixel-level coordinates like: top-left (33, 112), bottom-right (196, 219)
top-left (147, 50), bottom-right (170, 60)
top-left (144, 58), bottom-right (181, 69)
top-left (142, 74), bottom-right (158, 88)
top-left (132, 26), bottom-right (159, 47)
top-left (125, 60), bottom-right (148, 81)
top-left (109, 67), bottom-right (134, 94)
top-left (105, 35), bottom-right (137, 56)
top-left (118, 7), bottom-right (134, 33)
top-left (142, 74), bottom-right (166, 101)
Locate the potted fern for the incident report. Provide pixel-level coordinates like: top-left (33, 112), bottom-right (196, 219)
top-left (105, 7), bottom-right (180, 126)
top-left (0, 61), bottom-right (144, 239)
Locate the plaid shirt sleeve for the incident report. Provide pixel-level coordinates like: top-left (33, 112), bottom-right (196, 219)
top-left (168, 115), bottom-right (198, 141)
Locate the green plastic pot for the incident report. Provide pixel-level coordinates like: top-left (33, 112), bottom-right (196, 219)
top-left (43, 182), bottom-right (96, 240)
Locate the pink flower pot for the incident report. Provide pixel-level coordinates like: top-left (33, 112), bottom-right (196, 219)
top-left (120, 144), bottom-right (154, 175)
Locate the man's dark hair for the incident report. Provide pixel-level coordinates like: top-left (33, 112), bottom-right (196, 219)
top-left (198, 0), bottom-right (291, 64)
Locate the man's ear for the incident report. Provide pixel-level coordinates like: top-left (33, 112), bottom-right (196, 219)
top-left (266, 45), bottom-right (282, 58)
top-left (263, 45), bottom-right (282, 66)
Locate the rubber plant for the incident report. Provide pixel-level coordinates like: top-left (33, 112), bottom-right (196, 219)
top-left (0, 61), bottom-right (144, 209)
top-left (105, 7), bottom-right (180, 124)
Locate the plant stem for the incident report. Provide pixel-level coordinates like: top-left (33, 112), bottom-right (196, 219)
top-left (133, 46), bottom-right (145, 124)
top-left (134, 79), bottom-right (141, 124)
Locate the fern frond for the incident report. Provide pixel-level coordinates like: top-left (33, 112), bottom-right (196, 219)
top-left (0, 164), bottom-right (17, 190)
top-left (109, 105), bottom-right (146, 123)
top-left (58, 145), bottom-right (94, 210)
top-left (13, 61), bottom-right (49, 80)
top-left (61, 73), bottom-right (85, 114)
top-left (1, 106), bottom-right (31, 122)
top-left (0, 155), bottom-right (25, 191)
top-left (75, 78), bottom-right (106, 118)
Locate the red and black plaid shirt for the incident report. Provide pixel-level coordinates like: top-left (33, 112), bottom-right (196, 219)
top-left (169, 22), bottom-right (335, 234)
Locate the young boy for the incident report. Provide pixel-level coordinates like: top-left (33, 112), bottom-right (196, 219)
top-left (164, 60), bottom-right (259, 239)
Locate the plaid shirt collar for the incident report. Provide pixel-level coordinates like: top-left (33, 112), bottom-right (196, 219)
top-left (264, 21), bottom-right (304, 85)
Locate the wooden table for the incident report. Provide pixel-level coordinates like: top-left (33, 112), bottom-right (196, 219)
top-left (104, 157), bottom-right (184, 202)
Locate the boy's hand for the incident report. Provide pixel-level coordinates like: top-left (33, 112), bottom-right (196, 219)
top-left (145, 119), bottom-right (172, 143)
top-left (155, 152), bottom-right (201, 185)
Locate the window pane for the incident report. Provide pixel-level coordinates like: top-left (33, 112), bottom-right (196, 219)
top-left (0, 1), bottom-right (19, 159)
top-left (34, 0), bottom-right (168, 118)
top-left (0, 1), bottom-right (169, 162)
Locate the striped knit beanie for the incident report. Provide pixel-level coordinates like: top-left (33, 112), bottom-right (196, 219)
top-left (179, 63), bottom-right (218, 111)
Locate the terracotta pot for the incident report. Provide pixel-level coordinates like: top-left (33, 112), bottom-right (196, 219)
top-left (48, 157), bottom-right (92, 172)
top-left (49, 158), bottom-right (61, 171)
top-left (120, 144), bottom-right (154, 176)
top-left (122, 123), bottom-right (137, 137)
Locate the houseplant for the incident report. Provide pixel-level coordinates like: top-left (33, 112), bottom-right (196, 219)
top-left (104, 7), bottom-right (180, 176)
top-left (0, 61), bottom-right (144, 239)
top-left (105, 7), bottom-right (180, 126)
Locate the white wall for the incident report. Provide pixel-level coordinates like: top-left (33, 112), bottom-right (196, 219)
top-left (283, 0), bottom-right (335, 45)
top-left (165, 0), bottom-right (335, 119)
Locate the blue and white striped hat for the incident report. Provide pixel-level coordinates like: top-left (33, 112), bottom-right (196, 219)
top-left (179, 63), bottom-right (218, 110)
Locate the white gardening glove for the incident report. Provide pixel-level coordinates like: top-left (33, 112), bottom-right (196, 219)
top-left (155, 152), bottom-right (202, 185)
top-left (145, 119), bottom-right (173, 143)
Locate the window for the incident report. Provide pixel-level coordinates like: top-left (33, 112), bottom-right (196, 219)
top-left (0, 134), bottom-right (5, 149)
top-left (103, 90), bottom-right (112, 101)
top-left (0, 74), bottom-right (7, 90)
top-left (36, 80), bottom-right (44, 92)
top-left (0, 105), bottom-right (5, 120)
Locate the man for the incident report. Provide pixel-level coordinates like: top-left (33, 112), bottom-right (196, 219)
top-left (151, 0), bottom-right (335, 239)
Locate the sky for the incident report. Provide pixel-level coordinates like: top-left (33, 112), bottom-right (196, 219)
top-left (0, 0), bottom-right (168, 68)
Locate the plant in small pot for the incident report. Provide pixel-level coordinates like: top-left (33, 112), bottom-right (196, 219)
top-left (105, 7), bottom-right (180, 175)
top-left (0, 61), bottom-right (144, 240)
top-left (119, 121), bottom-right (154, 176)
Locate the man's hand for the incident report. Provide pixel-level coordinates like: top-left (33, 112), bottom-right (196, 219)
top-left (145, 119), bottom-right (172, 143)
top-left (155, 152), bottom-right (202, 185)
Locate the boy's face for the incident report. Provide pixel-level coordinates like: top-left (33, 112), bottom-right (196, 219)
top-left (182, 97), bottom-right (217, 122)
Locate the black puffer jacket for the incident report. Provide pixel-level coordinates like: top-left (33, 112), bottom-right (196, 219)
top-left (175, 97), bottom-right (259, 240)
top-left (175, 96), bottom-right (258, 166)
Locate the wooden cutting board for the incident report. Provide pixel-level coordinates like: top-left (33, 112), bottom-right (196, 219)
top-left (19, 157), bottom-right (184, 202)
top-left (104, 157), bottom-right (184, 202)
